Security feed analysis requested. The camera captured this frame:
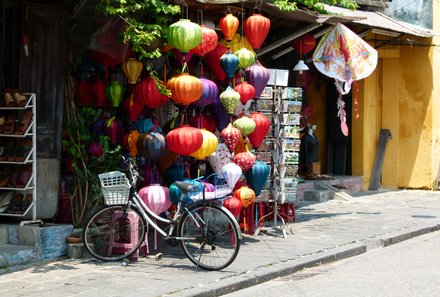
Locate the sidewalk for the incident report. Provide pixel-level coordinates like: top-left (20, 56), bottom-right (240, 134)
top-left (1, 190), bottom-right (440, 297)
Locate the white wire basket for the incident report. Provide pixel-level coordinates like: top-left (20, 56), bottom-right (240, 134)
top-left (190, 172), bottom-right (232, 201)
top-left (99, 171), bottom-right (131, 205)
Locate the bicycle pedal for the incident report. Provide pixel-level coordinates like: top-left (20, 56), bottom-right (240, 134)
top-left (155, 253), bottom-right (163, 261)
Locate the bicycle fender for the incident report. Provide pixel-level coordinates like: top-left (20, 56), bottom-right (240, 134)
top-left (217, 205), bottom-right (243, 240)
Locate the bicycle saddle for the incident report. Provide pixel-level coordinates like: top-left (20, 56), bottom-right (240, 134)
top-left (174, 181), bottom-right (196, 193)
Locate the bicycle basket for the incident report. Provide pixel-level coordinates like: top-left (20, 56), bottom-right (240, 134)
top-left (99, 171), bottom-right (130, 205)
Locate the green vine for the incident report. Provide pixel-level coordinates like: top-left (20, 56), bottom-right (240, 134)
top-left (273, 0), bottom-right (357, 13)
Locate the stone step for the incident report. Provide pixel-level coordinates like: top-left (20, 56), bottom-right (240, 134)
top-left (303, 189), bottom-right (334, 202)
top-left (0, 244), bottom-right (38, 268)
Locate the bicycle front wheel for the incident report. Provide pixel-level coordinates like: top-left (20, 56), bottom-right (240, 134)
top-left (83, 205), bottom-right (146, 261)
top-left (179, 203), bottom-right (240, 271)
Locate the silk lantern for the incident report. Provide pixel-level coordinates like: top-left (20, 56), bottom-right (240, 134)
top-left (191, 26), bottom-right (218, 56)
top-left (221, 123), bottom-right (241, 152)
top-left (106, 80), bottom-right (124, 107)
top-left (194, 77), bottom-right (218, 109)
top-left (248, 112), bottom-right (271, 148)
top-left (136, 133), bottom-right (150, 157)
top-left (244, 161), bottom-right (270, 196)
top-left (75, 80), bottom-right (92, 106)
top-left (234, 81), bottom-right (256, 104)
top-left (202, 182), bottom-right (215, 192)
top-left (220, 34), bottom-right (255, 54)
top-left (163, 163), bottom-right (187, 187)
top-left (122, 58), bottom-right (143, 84)
top-left (219, 13), bottom-right (239, 41)
top-left (221, 162), bottom-right (242, 189)
top-left (235, 48), bottom-right (255, 69)
top-left (158, 149), bottom-right (177, 173)
top-left (123, 94), bottom-right (144, 122)
top-left (245, 63), bottom-right (270, 100)
top-left (223, 197), bottom-right (242, 217)
top-left (233, 186), bottom-right (256, 208)
top-left (206, 98), bottom-right (230, 131)
top-left (166, 125), bottom-right (203, 156)
top-left (207, 143), bottom-right (232, 173)
top-left (189, 113), bottom-right (216, 132)
top-left (88, 142), bottom-right (103, 158)
top-left (234, 137), bottom-right (253, 154)
top-left (127, 130), bottom-right (140, 157)
top-left (233, 116), bottom-right (256, 137)
top-left (167, 19), bottom-right (202, 53)
top-left (167, 73), bottom-right (203, 106)
top-left (220, 51), bottom-right (239, 78)
top-left (243, 13), bottom-right (271, 50)
top-left (139, 185), bottom-right (171, 214)
top-left (204, 44), bottom-right (228, 81)
top-left (106, 117), bottom-right (123, 145)
top-left (91, 79), bottom-right (107, 107)
top-left (92, 118), bottom-right (106, 137)
top-left (146, 132), bottom-right (166, 159)
top-left (233, 151), bottom-right (256, 172)
top-left (220, 86), bottom-right (240, 115)
top-left (190, 129), bottom-right (218, 160)
top-left (135, 77), bottom-right (168, 109)
top-left (291, 34), bottom-right (316, 56)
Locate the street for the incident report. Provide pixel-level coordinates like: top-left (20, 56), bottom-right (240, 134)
top-left (222, 230), bottom-right (440, 297)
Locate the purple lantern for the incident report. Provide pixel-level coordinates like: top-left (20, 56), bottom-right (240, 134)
top-left (245, 63), bottom-right (270, 99)
top-left (146, 132), bottom-right (166, 159)
top-left (206, 98), bottom-right (229, 131)
top-left (220, 51), bottom-right (239, 78)
top-left (193, 77), bottom-right (219, 110)
top-left (92, 118), bottom-right (106, 137)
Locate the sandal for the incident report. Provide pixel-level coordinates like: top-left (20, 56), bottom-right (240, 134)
top-left (0, 166), bottom-right (13, 187)
top-left (15, 138), bottom-right (33, 162)
top-left (3, 89), bottom-right (16, 107)
top-left (16, 165), bottom-right (32, 188)
top-left (6, 193), bottom-right (24, 214)
top-left (15, 110), bottom-right (32, 135)
top-left (0, 112), bottom-right (5, 133)
top-left (12, 89), bottom-right (27, 107)
top-left (0, 139), bottom-right (15, 161)
top-left (3, 112), bottom-right (17, 134)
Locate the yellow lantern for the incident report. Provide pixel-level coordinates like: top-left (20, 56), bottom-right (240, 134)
top-left (190, 129), bottom-right (219, 160)
top-left (220, 34), bottom-right (256, 55)
top-left (233, 186), bottom-right (255, 208)
top-left (122, 58), bottom-right (143, 84)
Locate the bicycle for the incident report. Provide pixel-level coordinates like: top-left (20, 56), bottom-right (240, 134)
top-left (82, 156), bottom-right (242, 271)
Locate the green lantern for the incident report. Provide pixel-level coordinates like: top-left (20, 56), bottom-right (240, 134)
top-left (220, 86), bottom-right (240, 115)
top-left (234, 48), bottom-right (255, 69)
top-left (167, 19), bottom-right (202, 53)
top-left (107, 81), bottom-right (124, 107)
top-left (233, 116), bottom-right (256, 137)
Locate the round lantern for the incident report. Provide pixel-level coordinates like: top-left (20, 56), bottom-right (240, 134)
top-left (207, 143), bottom-right (232, 173)
top-left (127, 130), bottom-right (140, 157)
top-left (234, 137), bottom-right (253, 154)
top-left (223, 197), bottom-right (242, 217)
top-left (234, 81), bottom-right (256, 104)
top-left (221, 123), bottom-right (241, 152)
top-left (220, 34), bottom-right (255, 54)
top-left (245, 63), bottom-right (270, 99)
top-left (163, 163), bottom-right (187, 187)
top-left (167, 73), bottom-right (203, 106)
top-left (122, 58), bottom-right (143, 84)
top-left (139, 185), bottom-right (171, 215)
top-left (166, 125), bottom-right (203, 156)
top-left (220, 51), bottom-right (239, 78)
top-left (189, 113), bottom-right (216, 132)
top-left (75, 80), bottom-right (92, 106)
top-left (221, 162), bottom-right (242, 189)
top-left (234, 48), bottom-right (255, 69)
top-left (220, 86), bottom-right (240, 115)
top-left (92, 118), bottom-right (106, 137)
top-left (191, 26), bottom-right (218, 56)
top-left (146, 132), bottom-right (166, 159)
top-left (190, 129), bottom-right (219, 160)
top-left (123, 94), bottom-right (144, 122)
top-left (135, 77), bottom-right (168, 109)
top-left (167, 19), bottom-right (202, 53)
top-left (204, 44), bottom-right (228, 81)
top-left (244, 161), bottom-right (270, 196)
top-left (233, 116), bottom-right (256, 137)
top-left (91, 80), bottom-right (106, 107)
top-left (291, 34), bottom-right (316, 56)
top-left (219, 13), bottom-right (239, 41)
top-left (88, 142), bottom-right (103, 158)
top-left (243, 13), bottom-right (271, 50)
top-left (233, 186), bottom-right (256, 208)
top-left (106, 117), bottom-right (123, 145)
top-left (248, 112), bottom-right (271, 148)
top-left (136, 133), bottom-right (150, 157)
top-left (206, 98), bottom-right (230, 131)
top-left (106, 80), bottom-right (124, 107)
top-left (233, 151), bottom-right (256, 172)
top-left (194, 77), bottom-right (218, 109)
top-left (158, 149), bottom-right (177, 174)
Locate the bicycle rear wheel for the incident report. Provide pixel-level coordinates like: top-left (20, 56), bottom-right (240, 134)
top-left (179, 203), bottom-right (240, 271)
top-left (83, 205), bottom-right (146, 261)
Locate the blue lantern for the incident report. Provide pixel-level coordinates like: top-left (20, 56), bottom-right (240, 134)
top-left (170, 179), bottom-right (204, 205)
top-left (244, 161), bottom-right (270, 196)
top-left (163, 163), bottom-right (186, 187)
top-left (220, 51), bottom-right (239, 78)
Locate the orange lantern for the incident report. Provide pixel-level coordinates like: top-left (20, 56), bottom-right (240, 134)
top-left (234, 137), bottom-right (253, 155)
top-left (167, 73), bottom-right (203, 106)
top-left (219, 13), bottom-right (239, 41)
top-left (127, 130), bottom-right (140, 157)
top-left (122, 58), bottom-right (143, 84)
top-left (233, 185), bottom-right (255, 208)
top-left (243, 12), bottom-right (271, 50)
top-left (166, 125), bottom-right (203, 156)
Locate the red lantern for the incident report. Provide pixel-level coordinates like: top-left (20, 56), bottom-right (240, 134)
top-left (291, 34), bottom-right (316, 56)
top-left (232, 151), bottom-right (256, 172)
top-left (243, 13), bottom-right (271, 50)
top-left (248, 112), bottom-right (271, 148)
top-left (221, 123), bottom-right (241, 152)
top-left (123, 94), bottom-right (144, 122)
top-left (204, 44), bottom-right (228, 81)
top-left (106, 117), bottom-right (123, 145)
top-left (219, 13), bottom-right (239, 41)
top-left (223, 197), bottom-right (242, 217)
top-left (166, 125), bottom-right (203, 156)
top-left (167, 73), bottom-right (203, 106)
top-left (191, 26), bottom-right (219, 56)
top-left (135, 77), bottom-right (168, 109)
top-left (233, 186), bottom-right (255, 208)
top-left (189, 114), bottom-right (216, 132)
top-left (91, 80), bottom-right (107, 107)
top-left (75, 80), bottom-right (92, 106)
top-left (234, 81), bottom-right (256, 104)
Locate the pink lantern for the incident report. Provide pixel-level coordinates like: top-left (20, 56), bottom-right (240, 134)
top-left (202, 182), bottom-right (216, 192)
top-left (245, 63), bottom-right (270, 99)
top-left (88, 142), bottom-right (103, 158)
top-left (191, 26), bottom-right (219, 56)
top-left (106, 117), bottom-right (123, 145)
top-left (138, 185), bottom-right (171, 215)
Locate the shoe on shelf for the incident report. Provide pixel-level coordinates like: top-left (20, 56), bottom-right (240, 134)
top-left (0, 166), bottom-right (13, 187)
top-left (2, 89), bottom-right (16, 107)
top-left (3, 112), bottom-right (17, 134)
top-left (6, 193), bottom-right (24, 214)
top-left (0, 191), bottom-right (15, 213)
top-left (0, 139), bottom-right (16, 161)
top-left (15, 138), bottom-right (33, 162)
top-left (15, 110), bottom-right (32, 135)
top-left (0, 112), bottom-right (5, 133)
top-left (16, 165), bottom-right (32, 188)
top-left (12, 89), bottom-right (27, 107)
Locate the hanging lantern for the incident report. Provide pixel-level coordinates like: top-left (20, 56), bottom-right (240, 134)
top-left (204, 44), bottom-right (228, 81)
top-left (244, 161), bottom-right (270, 196)
top-left (166, 125), bottom-right (203, 156)
top-left (123, 94), bottom-right (144, 122)
top-left (291, 34), bottom-right (316, 56)
top-left (221, 123), bottom-right (241, 152)
top-left (91, 80), bottom-right (107, 107)
top-left (220, 51), bottom-right (239, 78)
top-left (220, 86), bottom-right (240, 115)
top-left (137, 133), bottom-right (150, 157)
top-left (92, 118), bottom-right (106, 137)
top-left (233, 116), bottom-right (256, 137)
top-left (106, 80), bottom-right (124, 107)
top-left (167, 73), bottom-right (203, 106)
top-left (167, 19), bottom-right (202, 53)
top-left (223, 197), bottom-right (242, 217)
top-left (234, 137), bottom-right (253, 154)
top-left (207, 143), bottom-right (232, 173)
top-left (220, 34), bottom-right (255, 54)
top-left (243, 13), bottom-right (271, 50)
top-left (135, 117), bottom-right (160, 133)
top-left (206, 98), bottom-right (230, 131)
top-left (233, 151), bottom-right (256, 172)
top-left (106, 117), bottom-right (123, 145)
top-left (190, 129), bottom-right (218, 160)
top-left (233, 185), bottom-right (256, 208)
top-left (172, 48), bottom-right (194, 66)
top-left (75, 80), bottom-right (92, 106)
top-left (221, 162), bottom-right (243, 189)
top-left (245, 63), bottom-right (270, 99)
top-left (127, 130), bottom-right (140, 157)
top-left (189, 113), bottom-right (216, 132)
top-left (158, 149), bottom-right (177, 174)
top-left (163, 163), bottom-right (187, 187)
top-left (134, 77), bottom-right (168, 109)
top-left (191, 26), bottom-right (218, 56)
top-left (194, 77), bottom-right (218, 110)
top-left (139, 185), bottom-right (171, 215)
top-left (234, 81), bottom-right (256, 104)
top-left (122, 58), bottom-right (143, 84)
top-left (202, 182), bottom-right (215, 192)
top-left (248, 112), bottom-right (271, 148)
top-left (234, 48), bottom-right (255, 69)
top-left (145, 132), bottom-right (166, 159)
top-left (88, 142), bottom-right (103, 158)
top-left (219, 13), bottom-right (239, 41)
